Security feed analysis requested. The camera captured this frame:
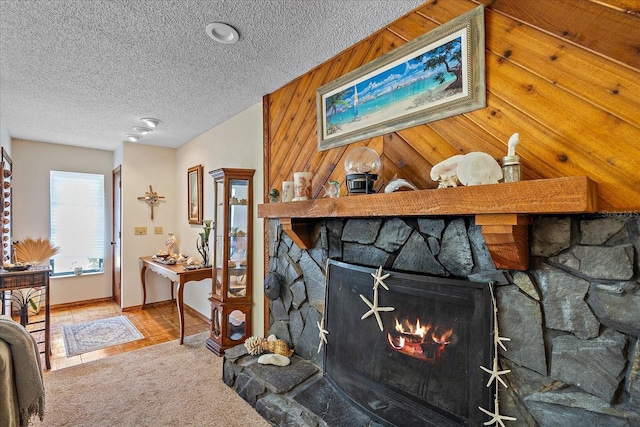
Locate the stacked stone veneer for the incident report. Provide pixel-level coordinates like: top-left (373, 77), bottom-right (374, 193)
top-left (225, 214), bottom-right (640, 426)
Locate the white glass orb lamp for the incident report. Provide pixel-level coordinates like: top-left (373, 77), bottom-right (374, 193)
top-left (344, 147), bottom-right (381, 195)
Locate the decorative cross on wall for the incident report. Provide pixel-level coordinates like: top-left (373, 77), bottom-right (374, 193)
top-left (137, 185), bottom-right (165, 220)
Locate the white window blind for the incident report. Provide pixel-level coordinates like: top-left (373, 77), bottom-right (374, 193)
top-left (50, 171), bottom-right (105, 275)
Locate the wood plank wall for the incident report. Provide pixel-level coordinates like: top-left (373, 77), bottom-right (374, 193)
top-left (264, 0), bottom-right (640, 213)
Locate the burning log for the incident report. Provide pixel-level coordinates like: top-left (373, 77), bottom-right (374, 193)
top-left (387, 317), bottom-right (454, 363)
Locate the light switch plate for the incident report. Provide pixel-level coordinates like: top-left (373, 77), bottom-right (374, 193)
top-left (154, 226), bottom-right (163, 234)
top-left (134, 226), bottom-right (147, 235)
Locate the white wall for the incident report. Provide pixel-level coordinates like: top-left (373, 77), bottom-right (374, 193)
top-left (11, 139), bottom-right (114, 305)
top-left (0, 116), bottom-right (10, 156)
top-left (120, 142), bottom-right (177, 308)
top-left (176, 102), bottom-right (265, 336)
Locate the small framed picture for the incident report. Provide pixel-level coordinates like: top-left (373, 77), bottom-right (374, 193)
top-left (187, 165), bottom-right (203, 224)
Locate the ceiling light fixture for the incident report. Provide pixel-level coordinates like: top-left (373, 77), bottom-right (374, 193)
top-left (125, 134), bottom-right (141, 142)
top-left (140, 118), bottom-right (161, 128)
top-left (206, 22), bottom-right (239, 44)
top-left (133, 126), bottom-right (153, 135)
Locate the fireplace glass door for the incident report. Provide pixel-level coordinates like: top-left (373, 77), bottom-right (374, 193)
top-left (323, 260), bottom-right (493, 426)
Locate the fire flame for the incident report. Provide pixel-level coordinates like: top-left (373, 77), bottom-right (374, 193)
top-left (387, 317), bottom-right (454, 363)
top-left (394, 317), bottom-right (431, 339)
top-left (432, 328), bottom-right (453, 345)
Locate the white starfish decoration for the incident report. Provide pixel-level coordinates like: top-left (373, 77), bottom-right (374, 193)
top-left (360, 293), bottom-right (395, 331)
top-left (370, 266), bottom-right (390, 290)
top-left (497, 334), bottom-right (511, 352)
top-left (360, 267), bottom-right (395, 331)
top-left (480, 357), bottom-right (511, 388)
top-left (479, 403), bottom-right (517, 427)
top-left (479, 282), bottom-right (516, 426)
top-left (491, 302), bottom-right (512, 352)
top-left (316, 318), bottom-right (329, 353)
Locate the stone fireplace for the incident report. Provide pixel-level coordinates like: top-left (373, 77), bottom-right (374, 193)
top-left (224, 213), bottom-right (640, 426)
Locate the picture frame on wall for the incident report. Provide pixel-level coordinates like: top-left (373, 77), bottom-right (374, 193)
top-left (316, 6), bottom-right (486, 151)
top-left (187, 164), bottom-right (203, 224)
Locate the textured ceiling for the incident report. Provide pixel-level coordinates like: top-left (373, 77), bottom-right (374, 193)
top-left (0, 0), bottom-right (424, 151)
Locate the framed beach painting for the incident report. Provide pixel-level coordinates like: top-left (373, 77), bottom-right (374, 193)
top-left (187, 165), bottom-right (203, 224)
top-left (316, 6), bottom-right (486, 151)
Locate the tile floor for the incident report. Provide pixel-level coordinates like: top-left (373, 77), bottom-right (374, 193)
top-left (16, 299), bottom-right (210, 371)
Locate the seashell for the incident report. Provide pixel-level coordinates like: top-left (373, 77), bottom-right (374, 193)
top-left (244, 336), bottom-right (266, 355)
top-left (384, 178), bottom-right (417, 193)
top-left (430, 155), bottom-right (463, 188)
top-left (259, 338), bottom-right (294, 357)
top-left (457, 152), bottom-right (503, 186)
top-left (165, 232), bottom-right (177, 254)
top-left (258, 353), bottom-right (291, 366)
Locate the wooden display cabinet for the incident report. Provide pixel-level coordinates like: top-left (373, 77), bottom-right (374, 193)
top-left (206, 168), bottom-right (255, 356)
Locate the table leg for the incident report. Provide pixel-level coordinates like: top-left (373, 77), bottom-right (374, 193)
top-left (44, 279), bottom-right (51, 370)
top-left (177, 279), bottom-right (185, 345)
top-left (140, 264), bottom-right (148, 309)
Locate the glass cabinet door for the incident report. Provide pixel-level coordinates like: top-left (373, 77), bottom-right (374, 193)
top-left (213, 177), bottom-right (250, 300)
top-left (227, 179), bottom-right (249, 298)
top-left (213, 178), bottom-right (225, 298)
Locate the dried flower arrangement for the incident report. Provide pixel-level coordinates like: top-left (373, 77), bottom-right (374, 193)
top-left (14, 237), bottom-right (60, 265)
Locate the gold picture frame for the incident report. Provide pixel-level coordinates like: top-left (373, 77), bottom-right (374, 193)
top-left (317, 6), bottom-right (486, 151)
top-left (187, 165), bottom-right (203, 224)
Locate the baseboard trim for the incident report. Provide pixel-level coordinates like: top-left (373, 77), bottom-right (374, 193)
top-left (50, 298), bottom-right (211, 325)
top-left (50, 297), bottom-right (113, 310)
top-left (184, 304), bottom-right (211, 325)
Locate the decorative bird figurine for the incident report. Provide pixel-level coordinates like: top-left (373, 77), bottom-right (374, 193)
top-left (165, 233), bottom-right (177, 255)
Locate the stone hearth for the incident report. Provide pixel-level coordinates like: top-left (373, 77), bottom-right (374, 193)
top-left (224, 214), bottom-right (640, 426)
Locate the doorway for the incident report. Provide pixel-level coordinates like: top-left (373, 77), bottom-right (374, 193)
top-left (112, 166), bottom-right (122, 306)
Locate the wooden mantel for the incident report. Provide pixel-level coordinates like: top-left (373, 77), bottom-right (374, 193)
top-left (258, 176), bottom-right (598, 270)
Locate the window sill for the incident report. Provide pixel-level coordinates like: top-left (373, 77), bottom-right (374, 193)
top-left (51, 270), bottom-right (104, 279)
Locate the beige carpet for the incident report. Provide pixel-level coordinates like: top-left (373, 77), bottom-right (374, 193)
top-left (33, 332), bottom-right (270, 427)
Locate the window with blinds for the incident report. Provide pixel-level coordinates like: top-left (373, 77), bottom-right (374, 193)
top-left (50, 171), bottom-right (105, 276)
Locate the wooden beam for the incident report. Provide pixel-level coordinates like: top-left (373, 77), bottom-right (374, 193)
top-left (258, 177), bottom-right (597, 219)
top-left (475, 214), bottom-right (531, 270)
top-left (257, 177), bottom-right (597, 270)
top-left (279, 218), bottom-right (314, 249)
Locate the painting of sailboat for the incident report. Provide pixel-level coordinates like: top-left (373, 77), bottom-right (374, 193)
top-left (317, 6), bottom-right (486, 151)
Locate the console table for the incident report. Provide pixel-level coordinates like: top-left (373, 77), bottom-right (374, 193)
top-left (0, 266), bottom-right (51, 369)
top-left (139, 257), bottom-right (211, 344)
